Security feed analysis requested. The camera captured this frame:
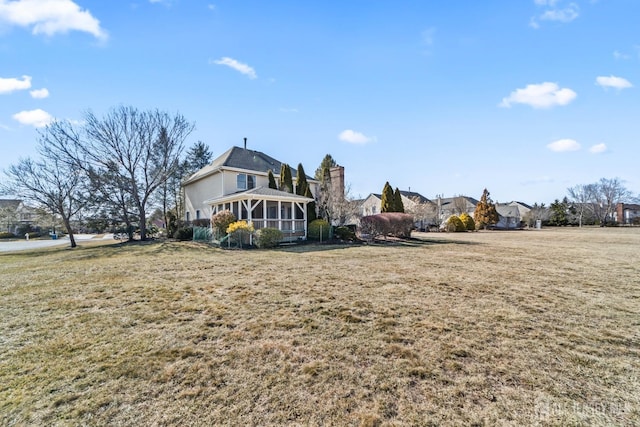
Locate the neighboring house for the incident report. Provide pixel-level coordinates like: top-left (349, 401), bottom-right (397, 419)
top-left (0, 199), bottom-right (35, 233)
top-left (508, 201), bottom-right (532, 220)
top-left (615, 203), bottom-right (640, 225)
top-left (182, 144), bottom-right (319, 241)
top-left (359, 190), bottom-right (432, 229)
top-left (435, 196), bottom-right (479, 223)
top-left (495, 203), bottom-right (522, 229)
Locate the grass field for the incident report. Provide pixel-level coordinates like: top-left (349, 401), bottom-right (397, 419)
top-left (1, 228), bottom-right (639, 426)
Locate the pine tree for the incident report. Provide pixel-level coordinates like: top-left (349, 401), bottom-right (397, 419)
top-left (296, 163), bottom-right (309, 196)
top-left (280, 163), bottom-right (293, 193)
top-left (474, 188), bottom-right (499, 230)
top-left (381, 182), bottom-right (394, 213)
top-left (268, 170), bottom-right (277, 189)
top-left (305, 186), bottom-right (317, 223)
top-left (314, 154), bottom-right (337, 181)
top-left (393, 187), bottom-right (405, 213)
top-left (184, 141), bottom-right (213, 175)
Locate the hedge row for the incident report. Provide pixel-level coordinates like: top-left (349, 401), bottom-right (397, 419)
top-left (359, 212), bottom-right (413, 240)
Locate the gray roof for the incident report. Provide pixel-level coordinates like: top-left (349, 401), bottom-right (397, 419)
top-left (496, 204), bottom-right (520, 218)
top-left (439, 196), bottom-right (479, 207)
top-left (185, 146), bottom-right (311, 184)
top-left (204, 186), bottom-right (313, 205)
top-left (0, 199), bottom-right (22, 209)
top-left (369, 190), bottom-right (431, 204)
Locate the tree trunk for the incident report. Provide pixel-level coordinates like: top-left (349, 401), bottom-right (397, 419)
top-left (63, 217), bottom-right (77, 248)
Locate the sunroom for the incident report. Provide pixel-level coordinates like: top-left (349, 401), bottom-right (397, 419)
top-left (205, 186), bottom-right (314, 242)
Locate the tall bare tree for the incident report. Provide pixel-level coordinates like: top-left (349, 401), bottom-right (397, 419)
top-left (2, 125), bottom-right (89, 248)
top-left (46, 106), bottom-right (194, 241)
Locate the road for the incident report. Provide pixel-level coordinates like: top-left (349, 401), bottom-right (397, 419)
top-left (0, 234), bottom-right (113, 253)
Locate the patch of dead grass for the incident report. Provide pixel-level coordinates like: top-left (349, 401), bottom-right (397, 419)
top-left (1, 228), bottom-right (639, 425)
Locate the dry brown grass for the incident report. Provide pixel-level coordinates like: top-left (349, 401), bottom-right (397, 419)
top-left (1, 228), bottom-right (639, 426)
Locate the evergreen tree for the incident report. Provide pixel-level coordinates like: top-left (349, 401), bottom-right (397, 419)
top-left (279, 163), bottom-right (293, 193)
top-left (267, 170), bottom-right (277, 189)
top-left (393, 187), bottom-right (405, 213)
top-left (381, 182), bottom-right (394, 213)
top-left (184, 141), bottom-right (213, 175)
top-left (296, 163), bottom-right (309, 196)
top-left (314, 154), bottom-right (337, 180)
top-left (549, 198), bottom-right (569, 226)
top-left (305, 186), bottom-right (317, 223)
top-left (474, 188), bottom-right (499, 229)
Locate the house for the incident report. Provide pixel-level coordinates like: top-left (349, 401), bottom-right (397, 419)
top-left (0, 199), bottom-right (35, 233)
top-left (435, 196), bottom-right (479, 223)
top-left (615, 203), bottom-right (640, 225)
top-left (495, 203), bottom-right (522, 229)
top-left (182, 143), bottom-right (319, 241)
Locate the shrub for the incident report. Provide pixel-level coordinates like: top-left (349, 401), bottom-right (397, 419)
top-left (227, 221), bottom-right (255, 248)
top-left (446, 215), bottom-right (466, 232)
top-left (359, 213), bottom-right (413, 240)
top-left (334, 225), bottom-right (356, 241)
top-left (459, 212), bottom-right (475, 231)
top-left (308, 219), bottom-right (330, 241)
top-left (174, 227), bottom-right (193, 241)
top-left (255, 227), bottom-right (283, 248)
top-left (0, 231), bottom-right (15, 239)
top-left (211, 210), bottom-right (236, 237)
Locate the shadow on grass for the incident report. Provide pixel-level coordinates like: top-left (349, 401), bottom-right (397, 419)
top-left (277, 235), bottom-right (481, 253)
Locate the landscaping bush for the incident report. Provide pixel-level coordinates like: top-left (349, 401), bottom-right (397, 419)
top-left (446, 215), bottom-right (466, 232)
top-left (226, 221), bottom-right (254, 248)
top-left (255, 227), bottom-right (283, 248)
top-left (334, 225), bottom-right (356, 241)
top-left (0, 231), bottom-right (15, 239)
top-left (459, 212), bottom-right (475, 231)
top-left (308, 219), bottom-right (330, 241)
top-left (174, 227), bottom-right (193, 241)
top-left (359, 213), bottom-right (413, 240)
top-left (211, 210), bottom-right (236, 238)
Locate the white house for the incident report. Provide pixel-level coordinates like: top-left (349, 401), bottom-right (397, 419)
top-left (182, 144), bottom-right (318, 241)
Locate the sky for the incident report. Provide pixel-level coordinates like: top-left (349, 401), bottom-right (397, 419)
top-left (1, 0), bottom-right (639, 205)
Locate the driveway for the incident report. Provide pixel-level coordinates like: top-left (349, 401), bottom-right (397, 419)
top-left (0, 234), bottom-right (112, 253)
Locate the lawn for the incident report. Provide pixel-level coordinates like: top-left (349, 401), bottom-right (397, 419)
top-left (1, 228), bottom-right (639, 426)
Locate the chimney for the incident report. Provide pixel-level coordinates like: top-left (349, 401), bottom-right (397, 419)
top-left (243, 137), bottom-right (247, 150)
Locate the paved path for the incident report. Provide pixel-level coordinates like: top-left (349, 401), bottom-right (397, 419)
top-left (0, 234), bottom-right (113, 253)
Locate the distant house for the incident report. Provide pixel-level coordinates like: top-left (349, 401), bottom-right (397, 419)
top-left (615, 203), bottom-right (640, 225)
top-left (495, 203), bottom-right (522, 229)
top-left (0, 199), bottom-right (35, 233)
top-left (435, 196), bottom-right (478, 222)
top-left (182, 143), bottom-right (319, 241)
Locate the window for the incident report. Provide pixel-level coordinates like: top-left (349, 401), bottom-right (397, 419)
top-left (196, 210), bottom-right (200, 220)
top-left (237, 173), bottom-right (256, 190)
top-left (186, 211), bottom-right (190, 222)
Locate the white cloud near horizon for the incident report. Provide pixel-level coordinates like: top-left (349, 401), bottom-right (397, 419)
top-left (0, 75), bottom-right (32, 94)
top-left (12, 108), bottom-right (53, 127)
top-left (0, 0), bottom-right (107, 40)
top-left (211, 57), bottom-right (257, 79)
top-left (30, 87), bottom-right (49, 98)
top-left (500, 82), bottom-right (576, 109)
top-left (547, 138), bottom-right (581, 152)
top-left (589, 143), bottom-right (607, 153)
top-left (338, 129), bottom-right (375, 145)
top-left (596, 75), bottom-right (633, 90)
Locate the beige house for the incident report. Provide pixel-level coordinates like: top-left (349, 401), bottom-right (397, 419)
top-left (182, 145), bottom-right (318, 241)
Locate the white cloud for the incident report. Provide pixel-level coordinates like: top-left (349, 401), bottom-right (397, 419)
top-left (12, 108), bottom-right (53, 127)
top-left (530, 0), bottom-right (579, 28)
top-left (0, 0), bottom-right (107, 40)
top-left (338, 129), bottom-right (374, 145)
top-left (30, 87), bottom-right (49, 98)
top-left (211, 57), bottom-right (257, 79)
top-left (613, 50), bottom-right (631, 60)
top-left (500, 82), bottom-right (577, 109)
top-left (589, 143), bottom-right (607, 154)
top-left (547, 138), bottom-right (581, 152)
top-left (0, 75), bottom-right (31, 94)
top-left (596, 75), bottom-right (633, 90)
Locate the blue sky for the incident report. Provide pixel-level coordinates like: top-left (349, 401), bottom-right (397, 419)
top-left (1, 0), bottom-right (638, 205)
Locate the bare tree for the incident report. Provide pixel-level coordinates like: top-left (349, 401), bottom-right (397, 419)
top-left (567, 183), bottom-right (597, 227)
top-left (2, 126), bottom-right (89, 248)
top-left (46, 106), bottom-right (194, 241)
top-left (452, 196), bottom-right (469, 215)
top-left (406, 197), bottom-right (437, 230)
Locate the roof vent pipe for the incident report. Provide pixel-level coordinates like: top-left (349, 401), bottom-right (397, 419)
top-left (244, 137), bottom-right (247, 150)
